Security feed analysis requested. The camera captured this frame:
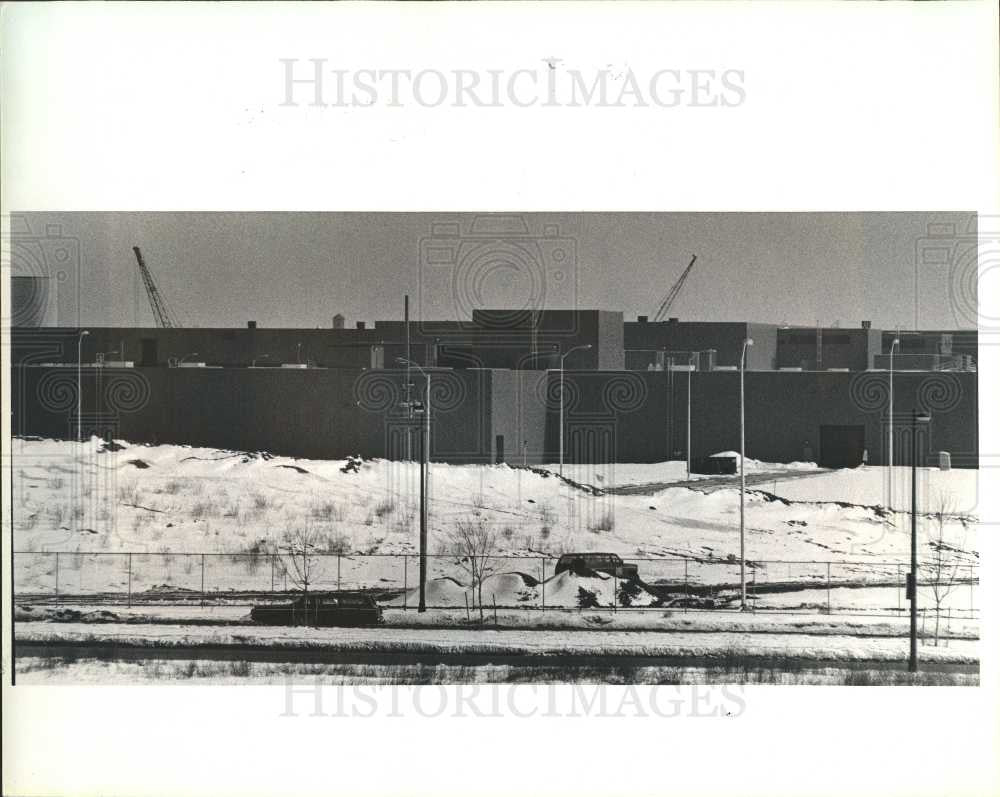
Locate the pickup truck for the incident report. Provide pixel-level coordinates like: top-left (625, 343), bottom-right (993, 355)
top-left (553, 552), bottom-right (639, 581)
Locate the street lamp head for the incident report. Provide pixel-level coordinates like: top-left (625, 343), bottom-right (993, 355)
top-left (560, 343), bottom-right (593, 364)
top-left (745, 338), bottom-right (754, 347)
top-left (80, 330), bottom-right (90, 337)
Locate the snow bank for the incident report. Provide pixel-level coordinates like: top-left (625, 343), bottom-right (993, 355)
top-left (12, 438), bottom-right (979, 606)
top-left (14, 622), bottom-right (980, 664)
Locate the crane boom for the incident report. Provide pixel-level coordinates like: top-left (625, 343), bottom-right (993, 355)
top-left (653, 254), bottom-right (698, 322)
top-left (133, 246), bottom-right (181, 328)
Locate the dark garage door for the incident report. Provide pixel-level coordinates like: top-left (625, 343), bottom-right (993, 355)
top-left (820, 425), bottom-right (865, 469)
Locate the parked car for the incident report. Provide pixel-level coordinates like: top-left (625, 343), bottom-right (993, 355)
top-left (553, 552), bottom-right (638, 581)
top-left (692, 452), bottom-right (739, 475)
top-left (250, 592), bottom-right (384, 626)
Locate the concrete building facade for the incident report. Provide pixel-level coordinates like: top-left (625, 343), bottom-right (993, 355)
top-left (11, 363), bottom-right (977, 468)
top-left (9, 308), bottom-right (978, 468)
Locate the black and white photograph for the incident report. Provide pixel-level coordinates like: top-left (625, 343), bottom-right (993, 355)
top-left (2, 3), bottom-right (998, 797)
top-left (7, 211), bottom-right (983, 686)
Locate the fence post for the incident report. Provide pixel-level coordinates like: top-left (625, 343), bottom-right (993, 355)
top-left (55, 552), bottom-right (60, 597)
top-left (403, 555), bottom-right (408, 611)
top-left (613, 571), bottom-right (618, 612)
top-left (826, 561), bottom-right (831, 614)
top-left (200, 554), bottom-right (205, 607)
top-left (897, 563), bottom-right (901, 613)
top-left (271, 555), bottom-right (275, 593)
top-left (337, 555), bottom-right (342, 593)
top-left (684, 559), bottom-right (689, 614)
top-left (541, 557), bottom-right (546, 613)
top-left (127, 553), bottom-right (132, 608)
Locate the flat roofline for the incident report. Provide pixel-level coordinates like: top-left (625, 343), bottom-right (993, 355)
top-left (777, 326), bottom-right (883, 333)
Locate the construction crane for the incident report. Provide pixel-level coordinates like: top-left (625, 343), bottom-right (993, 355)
top-left (133, 246), bottom-right (181, 328)
top-left (652, 254), bottom-right (698, 322)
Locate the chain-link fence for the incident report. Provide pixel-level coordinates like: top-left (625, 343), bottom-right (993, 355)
top-left (13, 551), bottom-right (979, 618)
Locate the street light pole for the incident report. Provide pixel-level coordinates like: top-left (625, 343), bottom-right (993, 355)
top-left (77, 330), bottom-right (89, 442)
top-left (422, 367), bottom-right (431, 613)
top-left (739, 338), bottom-right (754, 611)
top-left (909, 409), bottom-right (931, 672)
top-left (398, 357), bottom-right (431, 613)
top-left (889, 337), bottom-right (900, 511)
top-left (559, 344), bottom-right (592, 477)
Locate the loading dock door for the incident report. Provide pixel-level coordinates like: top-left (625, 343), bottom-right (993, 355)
top-left (820, 425), bottom-right (865, 469)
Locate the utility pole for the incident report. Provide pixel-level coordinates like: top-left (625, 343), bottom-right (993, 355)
top-left (889, 331), bottom-right (899, 513)
top-left (405, 295), bottom-right (412, 462)
top-left (909, 409), bottom-right (932, 672)
top-left (888, 336), bottom-right (900, 512)
top-left (77, 330), bottom-right (89, 442)
top-left (687, 353), bottom-right (694, 479)
top-left (398, 357), bottom-right (430, 613)
top-left (739, 338), bottom-right (754, 611)
top-left (421, 368), bottom-right (430, 613)
top-left (816, 322), bottom-right (822, 371)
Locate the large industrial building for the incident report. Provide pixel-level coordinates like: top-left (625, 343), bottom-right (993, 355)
top-left (10, 297), bottom-right (979, 468)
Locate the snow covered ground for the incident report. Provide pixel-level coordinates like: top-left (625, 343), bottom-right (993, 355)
top-left (12, 438), bottom-right (979, 615)
top-left (13, 621), bottom-right (979, 664)
top-left (13, 658), bottom-right (979, 686)
top-left (763, 465), bottom-right (979, 513)
top-left (552, 455), bottom-right (819, 489)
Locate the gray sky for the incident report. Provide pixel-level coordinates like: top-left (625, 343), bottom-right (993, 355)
top-left (16, 211), bottom-right (976, 329)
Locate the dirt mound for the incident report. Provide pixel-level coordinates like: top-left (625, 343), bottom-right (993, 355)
top-left (15, 605), bottom-right (122, 623)
top-left (275, 464), bottom-right (310, 474)
top-left (543, 571), bottom-right (658, 608)
top-left (385, 570), bottom-right (659, 609)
